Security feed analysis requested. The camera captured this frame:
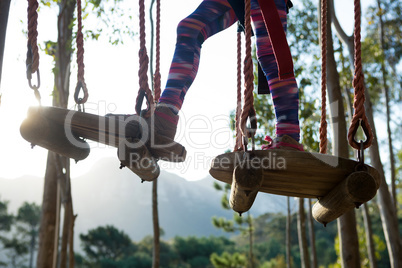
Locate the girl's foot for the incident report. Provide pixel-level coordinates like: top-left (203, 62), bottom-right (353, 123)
top-left (261, 135), bottom-right (304, 151)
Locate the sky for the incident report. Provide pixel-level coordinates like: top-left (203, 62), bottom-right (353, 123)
top-left (0, 0), bottom-right (377, 181)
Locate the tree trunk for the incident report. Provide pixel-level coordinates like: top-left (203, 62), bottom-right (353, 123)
top-left (36, 0), bottom-right (76, 266)
top-left (325, 1), bottom-right (361, 266)
top-left (376, 0), bottom-right (397, 210)
top-left (29, 226), bottom-right (36, 268)
top-left (68, 214), bottom-right (76, 268)
top-left (0, 0), bottom-right (11, 87)
top-left (152, 179), bottom-right (160, 268)
top-left (362, 203), bottom-right (377, 268)
top-left (297, 198), bottom-right (310, 268)
top-left (307, 199), bottom-right (317, 268)
top-left (37, 152), bottom-right (59, 268)
top-left (286, 197), bottom-right (291, 268)
top-left (337, 212), bottom-right (360, 267)
top-left (365, 95), bottom-right (402, 268)
top-left (248, 213), bottom-right (255, 268)
top-left (330, 1), bottom-right (402, 266)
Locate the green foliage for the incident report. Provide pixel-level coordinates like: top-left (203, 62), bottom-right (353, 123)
top-left (79, 225), bottom-right (136, 265)
top-left (210, 251), bottom-right (247, 268)
top-left (0, 201), bottom-right (41, 268)
top-left (80, 0), bottom-right (136, 45)
top-left (173, 236), bottom-right (234, 267)
top-left (0, 199), bottom-right (13, 232)
top-left (16, 202), bottom-right (41, 230)
top-left (260, 254), bottom-right (286, 268)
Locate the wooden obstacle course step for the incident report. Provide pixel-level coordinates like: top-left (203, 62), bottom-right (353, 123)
top-left (118, 140), bottom-right (160, 182)
top-left (312, 171), bottom-right (378, 225)
top-left (20, 106), bottom-right (90, 161)
top-left (20, 106), bottom-right (187, 163)
top-left (230, 160), bottom-right (263, 214)
top-left (210, 150), bottom-right (380, 198)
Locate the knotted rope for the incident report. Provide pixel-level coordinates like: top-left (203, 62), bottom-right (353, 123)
top-left (319, 0), bottom-right (328, 154)
top-left (74, 0), bottom-right (89, 106)
top-left (347, 0), bottom-right (373, 150)
top-left (26, 0), bottom-right (41, 102)
top-left (239, 0), bottom-right (257, 146)
top-left (136, 0), bottom-right (154, 117)
top-left (153, 0), bottom-right (161, 103)
top-left (234, 31), bottom-right (243, 152)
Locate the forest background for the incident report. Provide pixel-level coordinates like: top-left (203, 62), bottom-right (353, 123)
top-left (0, 0), bottom-right (401, 267)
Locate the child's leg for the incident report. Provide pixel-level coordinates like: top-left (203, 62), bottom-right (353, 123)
top-left (159, 0), bottom-right (237, 112)
top-left (251, 0), bottom-right (300, 142)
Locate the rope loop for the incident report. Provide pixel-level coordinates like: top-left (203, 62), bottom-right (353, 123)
top-left (347, 0), bottom-right (373, 150)
top-left (74, 0), bottom-right (89, 107)
top-left (135, 88), bottom-right (153, 116)
top-left (74, 80), bottom-right (88, 105)
top-left (26, 63), bottom-right (41, 90)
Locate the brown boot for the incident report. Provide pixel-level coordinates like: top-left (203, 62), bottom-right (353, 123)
top-left (151, 104), bottom-right (178, 140)
top-left (145, 104), bottom-right (186, 161)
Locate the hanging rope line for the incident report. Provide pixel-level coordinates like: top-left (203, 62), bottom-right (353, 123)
top-left (153, 0), bottom-right (161, 103)
top-left (74, 0), bottom-right (89, 107)
top-left (239, 0), bottom-right (257, 148)
top-left (26, 0), bottom-right (41, 103)
top-left (234, 31), bottom-right (243, 152)
top-left (136, 0), bottom-right (154, 117)
top-left (319, 0), bottom-right (328, 154)
top-left (347, 0), bottom-right (373, 150)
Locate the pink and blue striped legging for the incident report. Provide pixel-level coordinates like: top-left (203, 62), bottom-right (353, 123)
top-left (159, 0), bottom-right (300, 141)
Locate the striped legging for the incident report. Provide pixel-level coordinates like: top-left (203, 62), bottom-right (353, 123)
top-left (159, 0), bottom-right (300, 141)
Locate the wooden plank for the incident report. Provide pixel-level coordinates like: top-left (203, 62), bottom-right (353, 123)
top-left (118, 140), bottom-right (160, 182)
top-left (209, 150), bottom-right (380, 198)
top-left (20, 107), bottom-right (91, 161)
top-left (312, 171), bottom-right (378, 225)
top-left (21, 106), bottom-right (186, 162)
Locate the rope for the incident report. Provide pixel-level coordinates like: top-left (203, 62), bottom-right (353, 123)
top-left (240, 0), bottom-right (257, 142)
top-left (27, 0), bottom-right (39, 73)
top-left (26, 0), bottom-right (41, 101)
top-left (319, 0), bottom-right (328, 154)
top-left (347, 0), bottom-right (373, 150)
top-left (234, 31), bottom-right (243, 151)
top-left (136, 0), bottom-right (154, 117)
top-left (74, 0), bottom-right (89, 106)
top-left (153, 0), bottom-right (161, 103)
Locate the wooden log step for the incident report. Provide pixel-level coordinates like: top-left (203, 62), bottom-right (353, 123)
top-left (20, 106), bottom-right (186, 163)
top-left (312, 171), bottom-right (378, 225)
top-left (230, 160), bottom-right (263, 215)
top-left (118, 140), bottom-right (160, 182)
top-left (210, 150), bottom-right (380, 198)
top-left (20, 107), bottom-right (90, 161)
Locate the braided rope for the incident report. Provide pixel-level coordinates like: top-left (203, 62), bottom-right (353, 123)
top-left (153, 0), bottom-right (161, 103)
top-left (240, 0), bottom-right (257, 140)
top-left (74, 0), bottom-right (88, 105)
top-left (136, 0), bottom-right (154, 117)
top-left (234, 31), bottom-right (243, 151)
top-left (319, 0), bottom-right (328, 154)
top-left (347, 0), bottom-right (373, 150)
top-left (26, 0), bottom-right (41, 101)
top-left (27, 0), bottom-right (39, 73)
